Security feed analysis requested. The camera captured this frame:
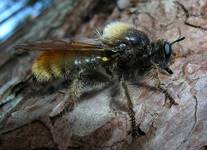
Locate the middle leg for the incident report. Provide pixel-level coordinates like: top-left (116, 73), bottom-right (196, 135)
top-left (121, 80), bottom-right (145, 138)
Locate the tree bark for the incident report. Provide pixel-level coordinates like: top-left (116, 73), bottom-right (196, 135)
top-left (0, 0), bottom-right (207, 150)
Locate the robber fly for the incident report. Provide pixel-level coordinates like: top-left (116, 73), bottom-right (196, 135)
top-left (15, 22), bottom-right (185, 137)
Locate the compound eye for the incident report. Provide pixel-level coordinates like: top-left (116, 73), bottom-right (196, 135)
top-left (164, 42), bottom-right (172, 60)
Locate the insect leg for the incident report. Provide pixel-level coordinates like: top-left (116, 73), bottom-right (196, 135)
top-left (152, 64), bottom-right (161, 88)
top-left (49, 78), bottom-right (82, 119)
top-left (120, 80), bottom-right (145, 138)
top-left (50, 70), bottom-right (111, 119)
top-left (152, 64), bottom-right (178, 106)
top-left (158, 86), bottom-right (178, 106)
top-left (110, 81), bottom-right (129, 112)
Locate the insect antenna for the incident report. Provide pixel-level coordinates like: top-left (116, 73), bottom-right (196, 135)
top-left (170, 37), bottom-right (185, 45)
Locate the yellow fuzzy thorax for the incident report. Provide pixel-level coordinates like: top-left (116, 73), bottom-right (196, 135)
top-left (101, 22), bottom-right (135, 44)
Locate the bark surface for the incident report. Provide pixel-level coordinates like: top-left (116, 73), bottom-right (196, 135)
top-left (0, 0), bottom-right (207, 150)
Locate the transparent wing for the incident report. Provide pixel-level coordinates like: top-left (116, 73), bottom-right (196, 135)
top-left (14, 38), bottom-right (105, 52)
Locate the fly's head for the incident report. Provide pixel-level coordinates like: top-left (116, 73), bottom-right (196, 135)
top-left (151, 37), bottom-right (185, 74)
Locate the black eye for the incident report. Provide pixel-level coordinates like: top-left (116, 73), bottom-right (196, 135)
top-left (164, 42), bottom-right (172, 61)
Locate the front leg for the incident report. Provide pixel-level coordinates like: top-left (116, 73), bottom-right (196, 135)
top-left (152, 64), bottom-right (178, 106)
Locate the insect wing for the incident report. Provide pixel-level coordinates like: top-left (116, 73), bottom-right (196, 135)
top-left (14, 38), bottom-right (105, 52)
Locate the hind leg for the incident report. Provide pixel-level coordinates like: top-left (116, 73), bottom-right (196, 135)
top-left (49, 78), bottom-right (82, 119)
top-left (49, 69), bottom-right (111, 119)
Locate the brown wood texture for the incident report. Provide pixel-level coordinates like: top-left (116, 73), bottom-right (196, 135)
top-left (0, 0), bottom-right (207, 150)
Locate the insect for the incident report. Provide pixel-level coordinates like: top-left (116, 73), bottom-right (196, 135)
top-left (15, 22), bottom-right (185, 137)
